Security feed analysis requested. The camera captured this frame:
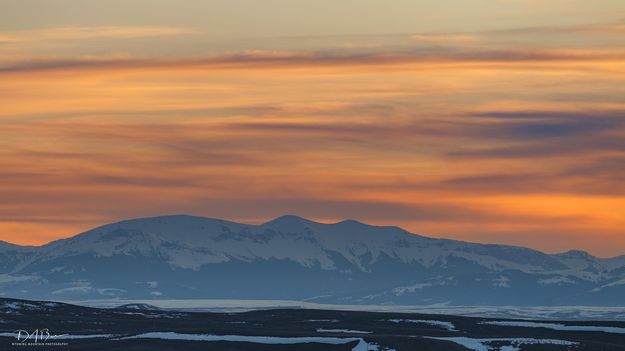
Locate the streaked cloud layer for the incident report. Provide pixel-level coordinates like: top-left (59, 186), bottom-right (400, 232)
top-left (0, 26), bottom-right (197, 43)
top-left (1, 1), bottom-right (624, 256)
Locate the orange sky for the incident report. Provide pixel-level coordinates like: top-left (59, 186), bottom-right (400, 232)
top-left (1, 2), bottom-right (625, 256)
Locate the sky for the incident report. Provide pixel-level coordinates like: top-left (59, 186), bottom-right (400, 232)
top-left (1, 1), bottom-right (625, 256)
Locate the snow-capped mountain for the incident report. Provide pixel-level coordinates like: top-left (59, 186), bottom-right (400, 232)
top-left (1, 215), bottom-right (624, 305)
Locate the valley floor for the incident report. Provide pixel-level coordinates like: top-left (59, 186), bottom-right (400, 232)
top-left (67, 298), bottom-right (625, 321)
top-left (1, 298), bottom-right (625, 350)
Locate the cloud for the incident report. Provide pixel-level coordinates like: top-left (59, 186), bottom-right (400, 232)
top-left (562, 156), bottom-right (625, 181)
top-left (2, 48), bottom-right (625, 73)
top-left (410, 33), bottom-right (480, 44)
top-left (220, 109), bottom-right (625, 148)
top-left (470, 110), bottom-right (625, 138)
top-left (447, 133), bottom-right (625, 159)
top-left (488, 22), bottom-right (625, 36)
top-left (1, 32), bottom-right (624, 256)
top-left (0, 26), bottom-right (198, 43)
top-left (0, 217), bottom-right (96, 224)
top-left (345, 166), bottom-right (625, 196)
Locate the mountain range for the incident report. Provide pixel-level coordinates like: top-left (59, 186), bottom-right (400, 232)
top-left (1, 214), bottom-right (624, 305)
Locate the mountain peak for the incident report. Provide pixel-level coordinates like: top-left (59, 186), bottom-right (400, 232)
top-left (261, 215), bottom-right (318, 230)
top-left (334, 219), bottom-right (364, 226)
top-left (271, 214), bottom-right (309, 221)
top-left (102, 214), bottom-right (249, 232)
top-left (116, 214), bottom-right (217, 224)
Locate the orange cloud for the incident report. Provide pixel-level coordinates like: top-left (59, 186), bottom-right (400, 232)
top-left (3, 48), bottom-right (625, 74)
top-left (1, 42), bottom-right (624, 257)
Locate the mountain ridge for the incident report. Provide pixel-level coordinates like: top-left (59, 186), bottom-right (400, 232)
top-left (4, 214), bottom-right (622, 259)
top-left (1, 214), bottom-right (624, 305)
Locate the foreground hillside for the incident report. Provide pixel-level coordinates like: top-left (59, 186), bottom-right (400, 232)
top-left (1, 298), bottom-right (625, 351)
top-left (1, 215), bottom-right (625, 305)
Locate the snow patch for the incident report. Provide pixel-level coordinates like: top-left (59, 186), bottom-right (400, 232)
top-left (391, 276), bottom-right (454, 296)
top-left (51, 283), bottom-right (126, 297)
top-left (118, 332), bottom-right (377, 350)
top-left (426, 336), bottom-right (577, 351)
top-left (0, 274), bottom-right (39, 284)
top-left (317, 328), bottom-right (372, 334)
top-left (592, 277), bottom-right (625, 292)
top-left (538, 276), bottom-right (576, 285)
top-left (1, 302), bottom-right (39, 311)
top-left (481, 320), bottom-right (625, 334)
top-left (492, 276), bottom-right (510, 288)
top-left (387, 319), bottom-right (456, 331)
top-left (304, 319), bottom-right (339, 323)
top-left (50, 334), bottom-right (113, 340)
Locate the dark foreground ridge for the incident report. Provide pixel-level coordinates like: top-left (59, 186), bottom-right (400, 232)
top-left (1, 298), bottom-right (624, 351)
